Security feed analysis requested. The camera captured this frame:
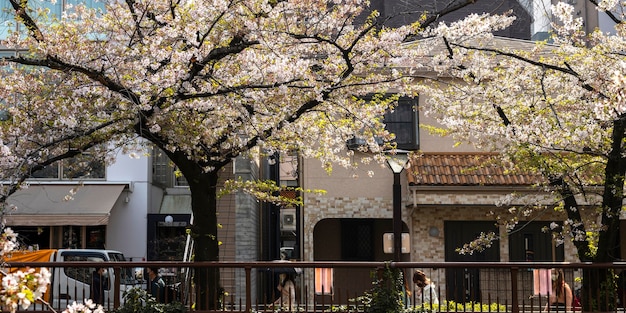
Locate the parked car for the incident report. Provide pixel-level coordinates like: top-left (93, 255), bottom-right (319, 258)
top-left (4, 249), bottom-right (143, 310)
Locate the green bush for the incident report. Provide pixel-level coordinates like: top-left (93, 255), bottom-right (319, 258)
top-left (112, 287), bottom-right (187, 313)
top-left (361, 264), bottom-right (406, 313)
top-left (406, 300), bottom-right (506, 312)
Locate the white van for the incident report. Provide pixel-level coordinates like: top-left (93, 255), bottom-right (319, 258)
top-left (6, 249), bottom-right (142, 311)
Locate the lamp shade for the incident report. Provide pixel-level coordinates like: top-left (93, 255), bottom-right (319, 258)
top-left (164, 215), bottom-right (174, 224)
top-left (385, 150), bottom-right (410, 174)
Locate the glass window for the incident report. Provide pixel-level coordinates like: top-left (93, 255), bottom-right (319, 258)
top-left (0, 2), bottom-right (15, 40)
top-left (10, 226), bottom-right (50, 250)
top-left (152, 148), bottom-right (172, 187)
top-left (28, 154), bottom-right (105, 180)
top-left (347, 96), bottom-right (419, 151)
top-left (384, 97), bottom-right (419, 150)
top-left (66, 0), bottom-right (106, 12)
top-left (62, 252), bottom-right (106, 284)
top-left (30, 0), bottom-right (63, 20)
top-left (86, 226), bottom-right (106, 249)
top-left (152, 147), bottom-right (189, 187)
top-left (30, 163), bottom-right (60, 179)
top-left (62, 225), bottom-right (81, 249)
top-left (63, 155), bottom-right (106, 179)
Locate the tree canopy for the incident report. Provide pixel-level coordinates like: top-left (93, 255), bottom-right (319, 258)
top-left (0, 0), bottom-right (416, 191)
top-left (0, 0), bottom-right (481, 308)
top-left (417, 2), bottom-right (626, 309)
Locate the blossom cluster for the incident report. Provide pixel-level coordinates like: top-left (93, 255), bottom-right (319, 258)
top-left (455, 232), bottom-right (498, 255)
top-left (0, 267), bottom-right (51, 313)
top-left (0, 228), bottom-right (18, 256)
top-left (62, 299), bottom-right (105, 313)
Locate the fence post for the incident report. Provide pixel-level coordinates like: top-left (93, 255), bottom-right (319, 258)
top-left (114, 267), bottom-right (121, 309)
top-left (510, 267), bottom-right (519, 313)
top-left (246, 266), bottom-right (252, 313)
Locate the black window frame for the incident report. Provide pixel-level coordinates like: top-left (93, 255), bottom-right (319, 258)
top-left (347, 95), bottom-right (419, 151)
top-left (384, 96), bottom-right (419, 150)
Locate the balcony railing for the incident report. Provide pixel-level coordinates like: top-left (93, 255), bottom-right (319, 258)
top-left (3, 261), bottom-right (626, 313)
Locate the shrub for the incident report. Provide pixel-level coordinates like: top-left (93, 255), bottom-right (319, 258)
top-left (361, 264), bottom-right (406, 313)
top-left (113, 287), bottom-right (187, 313)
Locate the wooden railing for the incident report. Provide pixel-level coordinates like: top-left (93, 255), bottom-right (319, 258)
top-left (4, 261), bottom-right (626, 313)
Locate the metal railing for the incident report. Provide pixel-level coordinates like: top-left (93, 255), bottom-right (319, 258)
top-left (4, 261), bottom-right (626, 313)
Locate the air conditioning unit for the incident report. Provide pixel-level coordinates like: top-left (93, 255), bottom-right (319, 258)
top-left (280, 210), bottom-right (296, 231)
top-left (346, 137), bottom-right (367, 150)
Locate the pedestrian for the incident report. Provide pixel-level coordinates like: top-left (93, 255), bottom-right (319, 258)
top-left (544, 269), bottom-right (573, 312)
top-left (147, 267), bottom-right (166, 302)
top-left (90, 267), bottom-right (109, 305)
top-left (413, 269), bottom-right (439, 306)
top-left (272, 273), bottom-right (297, 310)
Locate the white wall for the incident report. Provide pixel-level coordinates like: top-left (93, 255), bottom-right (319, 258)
top-left (105, 148), bottom-right (150, 261)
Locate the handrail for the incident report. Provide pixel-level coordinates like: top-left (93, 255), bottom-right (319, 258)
top-left (6, 260), bottom-right (626, 268)
top-left (4, 260), bottom-right (626, 313)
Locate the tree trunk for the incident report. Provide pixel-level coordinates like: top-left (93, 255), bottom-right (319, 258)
top-left (189, 170), bottom-right (221, 310)
top-left (148, 141), bottom-right (227, 310)
top-left (581, 268), bottom-right (617, 312)
top-left (580, 115), bottom-right (626, 311)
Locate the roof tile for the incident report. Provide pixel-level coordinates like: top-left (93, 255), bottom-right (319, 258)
top-left (408, 153), bottom-right (542, 186)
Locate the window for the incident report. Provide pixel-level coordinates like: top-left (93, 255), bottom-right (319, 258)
top-left (0, 0), bottom-right (106, 40)
top-left (86, 226), bottom-right (106, 249)
top-left (63, 154), bottom-right (106, 179)
top-left (347, 96), bottom-right (419, 151)
top-left (152, 147), bottom-right (188, 188)
top-left (62, 252), bottom-right (106, 285)
top-left (62, 225), bottom-right (81, 249)
top-left (384, 97), bottom-right (419, 150)
top-left (10, 226), bottom-right (50, 250)
top-left (315, 268), bottom-right (333, 295)
top-left (0, 2), bottom-right (17, 40)
top-left (28, 154), bottom-right (105, 180)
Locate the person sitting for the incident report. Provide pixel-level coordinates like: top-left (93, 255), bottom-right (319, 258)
top-left (273, 273), bottom-right (297, 310)
top-left (545, 269), bottom-right (573, 312)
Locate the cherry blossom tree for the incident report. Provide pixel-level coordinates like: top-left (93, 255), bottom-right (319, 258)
top-left (0, 0), bottom-right (488, 309)
top-left (418, 1), bottom-right (626, 310)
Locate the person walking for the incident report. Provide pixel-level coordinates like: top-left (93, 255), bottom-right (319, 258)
top-left (272, 273), bottom-right (297, 310)
top-left (90, 267), bottom-right (109, 305)
top-left (147, 267), bottom-right (166, 302)
top-left (413, 270), bottom-right (439, 306)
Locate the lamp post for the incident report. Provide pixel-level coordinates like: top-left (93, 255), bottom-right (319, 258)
top-left (385, 149), bottom-right (410, 262)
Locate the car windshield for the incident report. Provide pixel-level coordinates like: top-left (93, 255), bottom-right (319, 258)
top-left (107, 252), bottom-right (126, 261)
top-left (107, 252), bottom-right (137, 284)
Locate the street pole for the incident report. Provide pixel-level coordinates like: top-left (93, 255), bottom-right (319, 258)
top-left (393, 171), bottom-right (402, 262)
top-left (385, 149), bottom-right (409, 262)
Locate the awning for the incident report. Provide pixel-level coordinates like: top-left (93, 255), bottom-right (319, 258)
top-left (4, 184), bottom-right (126, 226)
top-left (159, 194), bottom-right (192, 214)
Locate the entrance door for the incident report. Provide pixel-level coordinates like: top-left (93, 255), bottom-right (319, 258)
top-left (444, 221), bottom-right (500, 303)
top-left (508, 221), bottom-right (564, 261)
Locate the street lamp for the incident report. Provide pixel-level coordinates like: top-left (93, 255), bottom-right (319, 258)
top-left (385, 149), bottom-right (410, 261)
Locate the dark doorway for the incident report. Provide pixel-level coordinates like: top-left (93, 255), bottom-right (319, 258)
top-left (341, 219), bottom-right (374, 260)
top-left (444, 221), bottom-right (500, 303)
top-left (147, 214), bottom-right (190, 261)
top-left (11, 226), bottom-right (50, 249)
top-left (508, 221), bottom-right (564, 262)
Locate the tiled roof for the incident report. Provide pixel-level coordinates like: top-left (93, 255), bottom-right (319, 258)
top-left (408, 153), bottom-right (543, 186)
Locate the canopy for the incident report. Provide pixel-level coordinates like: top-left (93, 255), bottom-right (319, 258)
top-left (159, 194), bottom-right (192, 214)
top-left (4, 184), bottom-right (126, 226)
